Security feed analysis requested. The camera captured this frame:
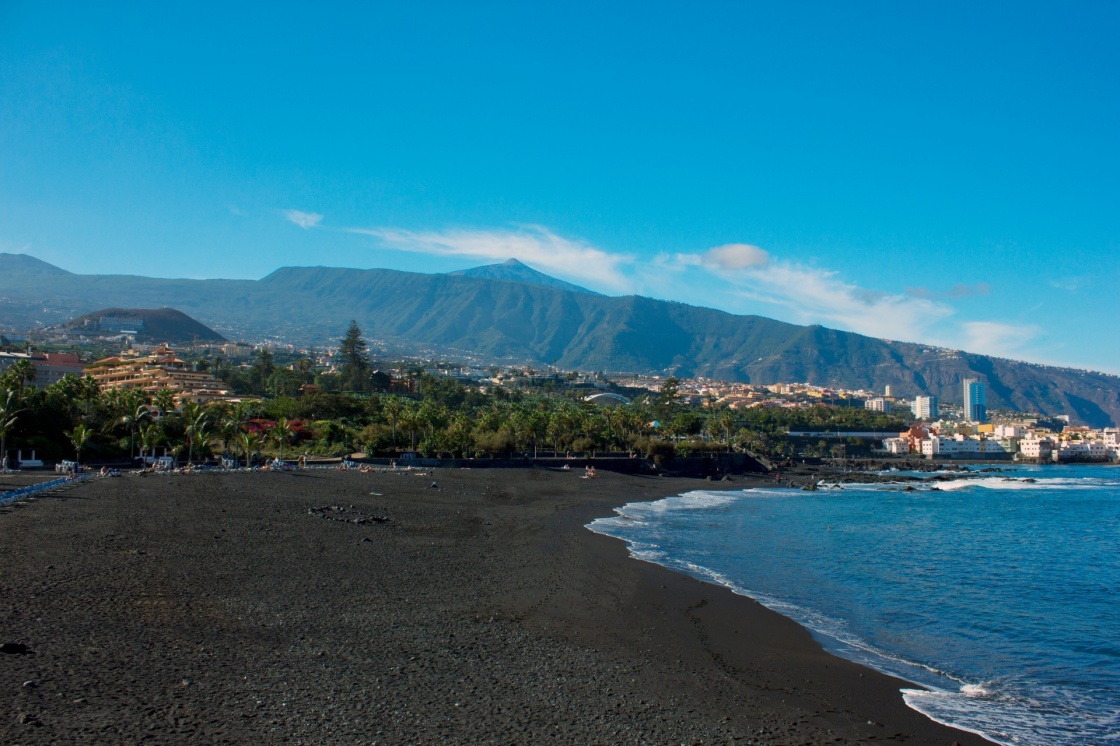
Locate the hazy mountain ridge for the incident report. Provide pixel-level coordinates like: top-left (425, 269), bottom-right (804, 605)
top-left (447, 258), bottom-right (600, 295)
top-left (1, 253), bottom-right (1116, 426)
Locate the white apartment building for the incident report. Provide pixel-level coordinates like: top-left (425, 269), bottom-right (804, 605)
top-left (1019, 436), bottom-right (1057, 460)
top-left (884, 437), bottom-right (911, 455)
top-left (865, 397), bottom-right (890, 413)
top-left (920, 434), bottom-right (1008, 457)
top-left (911, 395), bottom-right (938, 420)
top-left (1104, 429), bottom-right (1120, 461)
top-left (1056, 440), bottom-right (1109, 461)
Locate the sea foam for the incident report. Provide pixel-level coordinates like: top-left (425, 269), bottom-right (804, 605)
top-left (589, 466), bottom-right (1120, 745)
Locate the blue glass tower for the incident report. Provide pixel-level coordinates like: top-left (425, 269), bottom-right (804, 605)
top-left (963, 378), bottom-right (987, 423)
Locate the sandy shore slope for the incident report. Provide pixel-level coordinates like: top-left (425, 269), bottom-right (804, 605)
top-left (0, 469), bottom-right (991, 744)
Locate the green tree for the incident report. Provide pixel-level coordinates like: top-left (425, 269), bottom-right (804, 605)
top-left (0, 389), bottom-right (21, 470)
top-left (180, 401), bottom-right (211, 465)
top-left (3, 359), bottom-right (36, 399)
top-left (295, 356), bottom-right (315, 383)
top-left (221, 402), bottom-right (253, 456)
top-left (251, 349), bottom-right (275, 392)
top-left (67, 423), bottom-right (92, 464)
top-left (240, 431), bottom-right (261, 468)
top-left (339, 320), bottom-right (370, 391)
top-left (271, 418), bottom-right (293, 462)
top-left (77, 375), bottom-right (101, 416)
top-left (139, 422), bottom-right (161, 464)
top-left (711, 410), bottom-right (736, 452)
top-left (654, 377), bottom-right (681, 421)
top-left (382, 396), bottom-right (404, 447)
top-left (118, 402), bottom-right (151, 463)
top-left (398, 404), bottom-right (423, 451)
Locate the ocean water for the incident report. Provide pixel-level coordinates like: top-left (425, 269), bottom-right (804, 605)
top-left (588, 465), bottom-right (1120, 745)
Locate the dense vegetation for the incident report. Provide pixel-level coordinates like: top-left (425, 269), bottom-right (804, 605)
top-left (0, 326), bottom-right (910, 469)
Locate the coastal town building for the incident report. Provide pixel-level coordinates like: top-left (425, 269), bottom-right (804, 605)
top-left (219, 343), bottom-right (255, 359)
top-left (963, 378), bottom-right (987, 423)
top-left (892, 423), bottom-right (1119, 463)
top-left (1019, 436), bottom-right (1056, 460)
top-left (884, 437), bottom-right (910, 455)
top-left (0, 351), bottom-right (87, 388)
top-left (1056, 439), bottom-right (1109, 461)
top-left (919, 434), bottom-right (1009, 458)
top-left (864, 397), bottom-right (890, 413)
top-left (84, 346), bottom-right (245, 405)
top-left (911, 395), bottom-right (938, 420)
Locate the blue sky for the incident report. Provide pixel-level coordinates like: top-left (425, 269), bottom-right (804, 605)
top-left (2, 2), bottom-right (1118, 372)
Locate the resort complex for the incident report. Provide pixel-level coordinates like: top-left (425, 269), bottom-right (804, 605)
top-left (83, 346), bottom-right (246, 406)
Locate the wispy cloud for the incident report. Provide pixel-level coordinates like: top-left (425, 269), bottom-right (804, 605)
top-left (907, 283), bottom-right (991, 299)
top-left (348, 224), bottom-right (635, 292)
top-left (1048, 277), bottom-right (1081, 292)
top-left (960, 321), bottom-right (1042, 359)
top-left (663, 249), bottom-right (954, 343)
top-left (699, 243), bottom-right (771, 271)
top-left (284, 209), bottom-right (323, 229)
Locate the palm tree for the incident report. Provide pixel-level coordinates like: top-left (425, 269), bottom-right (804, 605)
top-left (118, 403), bottom-right (151, 463)
top-left (526, 410), bottom-right (548, 458)
top-left (5, 359), bottom-right (36, 399)
top-left (382, 396), bottom-right (404, 447)
top-left (220, 417), bottom-right (242, 458)
top-left (711, 411), bottom-right (736, 453)
top-left (180, 401), bottom-right (209, 465)
top-left (270, 418), bottom-right (293, 462)
top-left (77, 375), bottom-right (101, 416)
top-left (139, 422), bottom-right (160, 464)
top-left (192, 417), bottom-right (214, 465)
top-left (398, 405), bottom-right (423, 451)
top-left (0, 389), bottom-right (21, 470)
top-left (295, 356), bottom-right (314, 382)
top-left (67, 423), bottom-right (92, 465)
top-left (240, 431), bottom-right (261, 468)
top-left (153, 388), bottom-right (177, 417)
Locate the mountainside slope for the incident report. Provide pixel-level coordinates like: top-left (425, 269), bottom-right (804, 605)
top-left (1, 254), bottom-right (1117, 425)
top-left (65, 307), bottom-right (227, 343)
top-left (447, 258), bottom-right (599, 295)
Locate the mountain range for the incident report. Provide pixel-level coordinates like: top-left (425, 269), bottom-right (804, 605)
top-left (1, 253), bottom-right (1117, 426)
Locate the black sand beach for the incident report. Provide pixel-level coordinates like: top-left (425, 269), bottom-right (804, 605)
top-left (0, 468), bottom-right (992, 744)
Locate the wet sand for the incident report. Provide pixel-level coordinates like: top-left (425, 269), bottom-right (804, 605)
top-left (0, 468), bottom-right (991, 744)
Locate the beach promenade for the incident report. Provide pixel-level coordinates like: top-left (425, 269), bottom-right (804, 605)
top-left (0, 468), bottom-right (991, 744)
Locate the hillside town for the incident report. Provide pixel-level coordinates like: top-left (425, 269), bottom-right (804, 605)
top-left (2, 330), bottom-right (1117, 469)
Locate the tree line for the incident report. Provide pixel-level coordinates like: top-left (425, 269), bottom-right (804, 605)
top-left (0, 323), bottom-right (909, 468)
